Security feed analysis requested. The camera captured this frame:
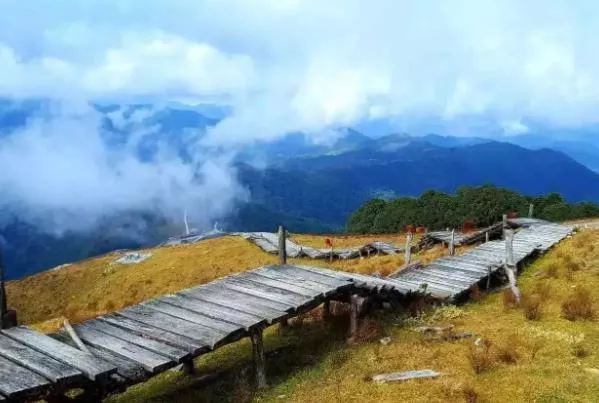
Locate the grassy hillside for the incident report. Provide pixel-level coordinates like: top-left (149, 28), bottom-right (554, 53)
top-left (7, 233), bottom-right (435, 331)
top-left (6, 228), bottom-right (598, 402)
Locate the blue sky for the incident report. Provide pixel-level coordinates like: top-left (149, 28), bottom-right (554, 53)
top-left (2, 0), bottom-right (599, 141)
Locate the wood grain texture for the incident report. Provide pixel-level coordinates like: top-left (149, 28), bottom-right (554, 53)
top-left (0, 333), bottom-right (83, 386)
top-left (2, 326), bottom-right (116, 381)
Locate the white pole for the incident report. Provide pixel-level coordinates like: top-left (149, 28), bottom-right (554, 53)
top-left (184, 208), bottom-right (190, 235)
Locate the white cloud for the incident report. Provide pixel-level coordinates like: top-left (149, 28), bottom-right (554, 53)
top-left (0, 102), bottom-right (246, 234)
top-left (3, 0), bottom-right (599, 139)
top-left (2, 0), bottom-right (599, 234)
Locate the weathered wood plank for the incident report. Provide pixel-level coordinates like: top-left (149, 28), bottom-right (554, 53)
top-left (0, 355), bottom-right (51, 399)
top-left (269, 265), bottom-right (352, 288)
top-left (52, 332), bottom-right (148, 382)
top-left (417, 266), bottom-right (481, 281)
top-left (161, 294), bottom-right (265, 330)
top-left (2, 326), bottom-right (116, 381)
top-left (71, 324), bottom-right (175, 373)
top-left (405, 269), bottom-right (478, 285)
top-left (0, 333), bottom-right (83, 386)
top-left (402, 272), bottom-right (471, 291)
top-left (251, 267), bottom-right (340, 294)
top-left (219, 279), bottom-right (309, 307)
top-left (77, 321), bottom-right (190, 363)
top-left (142, 301), bottom-right (243, 334)
top-left (99, 314), bottom-right (208, 355)
top-left (239, 272), bottom-right (322, 298)
top-left (118, 306), bottom-right (226, 348)
top-left (372, 369), bottom-right (440, 383)
top-left (431, 263), bottom-right (488, 277)
top-left (387, 277), bottom-right (457, 295)
top-left (190, 283), bottom-right (294, 311)
top-left (180, 287), bottom-right (288, 323)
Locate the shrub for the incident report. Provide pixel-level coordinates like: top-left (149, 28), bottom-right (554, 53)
top-left (469, 339), bottom-right (494, 374)
top-left (522, 294), bottom-right (542, 321)
top-left (543, 262), bottom-right (559, 279)
top-left (496, 344), bottom-right (519, 364)
top-left (534, 282), bottom-right (552, 300)
top-left (572, 342), bottom-right (591, 358)
top-left (562, 288), bottom-right (596, 321)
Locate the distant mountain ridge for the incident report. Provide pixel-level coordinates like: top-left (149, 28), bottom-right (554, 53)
top-left (2, 99), bottom-right (599, 279)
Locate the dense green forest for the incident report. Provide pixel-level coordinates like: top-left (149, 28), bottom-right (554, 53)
top-left (347, 185), bottom-right (599, 234)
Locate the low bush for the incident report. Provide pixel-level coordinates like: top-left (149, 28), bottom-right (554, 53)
top-left (562, 288), bottom-right (595, 321)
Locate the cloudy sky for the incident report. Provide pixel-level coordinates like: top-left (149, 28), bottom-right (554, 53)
top-left (0, 0), bottom-right (597, 233)
top-left (2, 0), bottom-right (599, 137)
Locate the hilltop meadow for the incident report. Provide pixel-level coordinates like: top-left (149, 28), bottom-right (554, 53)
top-left (4, 222), bottom-right (599, 402)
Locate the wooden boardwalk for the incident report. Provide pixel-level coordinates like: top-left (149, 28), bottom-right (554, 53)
top-left (0, 220), bottom-right (573, 401)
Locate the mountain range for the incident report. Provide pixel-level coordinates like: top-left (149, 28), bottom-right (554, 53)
top-left (1, 99), bottom-right (599, 279)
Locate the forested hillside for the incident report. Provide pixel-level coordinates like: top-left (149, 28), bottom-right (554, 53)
top-left (347, 185), bottom-right (599, 233)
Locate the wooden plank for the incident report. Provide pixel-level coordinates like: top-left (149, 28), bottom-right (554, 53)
top-left (403, 272), bottom-right (472, 290)
top-left (388, 276), bottom-right (459, 294)
top-left (372, 369), bottom-right (440, 383)
top-left (219, 279), bottom-right (310, 307)
top-left (403, 272), bottom-right (474, 289)
top-left (161, 294), bottom-right (265, 330)
top-left (2, 326), bottom-right (116, 381)
top-left (180, 288), bottom-right (288, 323)
top-left (52, 332), bottom-right (148, 382)
top-left (77, 321), bottom-right (190, 363)
top-left (252, 267), bottom-right (341, 294)
top-left (0, 333), bottom-right (83, 386)
top-left (293, 265), bottom-right (358, 284)
top-left (99, 315), bottom-right (208, 355)
top-left (0, 355), bottom-right (51, 399)
top-left (430, 264), bottom-right (490, 279)
top-left (71, 324), bottom-right (175, 373)
top-left (142, 301), bottom-right (243, 334)
top-left (118, 306), bottom-right (226, 348)
top-left (408, 268), bottom-right (479, 285)
top-left (270, 265), bottom-right (352, 288)
top-left (239, 272), bottom-right (323, 298)
top-left (426, 265), bottom-right (483, 281)
top-left (189, 283), bottom-right (295, 311)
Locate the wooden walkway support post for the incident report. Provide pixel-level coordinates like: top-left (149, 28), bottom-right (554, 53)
top-left (250, 327), bottom-right (267, 389)
top-left (278, 225), bottom-right (287, 265)
top-left (504, 229), bottom-right (521, 303)
top-left (404, 232), bottom-right (413, 264)
top-left (502, 214), bottom-right (508, 239)
top-left (322, 300), bottom-right (331, 320)
top-left (449, 229), bottom-right (455, 256)
top-left (349, 294), bottom-right (359, 339)
top-left (528, 203), bottom-right (534, 218)
top-left (485, 231), bottom-right (490, 243)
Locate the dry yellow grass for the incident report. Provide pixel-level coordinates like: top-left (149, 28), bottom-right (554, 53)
top-left (101, 228), bottom-right (599, 403)
top-left (6, 233), bottom-right (437, 331)
top-left (10, 228), bottom-right (595, 402)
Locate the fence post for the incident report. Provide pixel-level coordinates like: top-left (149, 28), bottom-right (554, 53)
top-left (504, 229), bottom-right (520, 303)
top-left (278, 225), bottom-right (287, 265)
top-left (449, 229), bottom-right (455, 256)
top-left (404, 232), bottom-right (413, 264)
